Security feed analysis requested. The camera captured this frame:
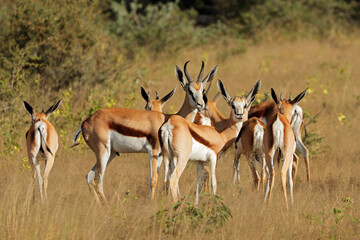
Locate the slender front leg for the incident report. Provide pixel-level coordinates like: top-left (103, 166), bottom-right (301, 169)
top-left (233, 151), bottom-right (241, 191)
top-left (195, 162), bottom-right (205, 205)
top-left (297, 139), bottom-right (310, 183)
top-left (210, 155), bottom-right (217, 195)
top-left (150, 147), bottom-right (160, 200)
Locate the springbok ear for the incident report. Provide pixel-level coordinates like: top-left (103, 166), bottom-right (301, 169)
top-left (246, 80), bottom-right (261, 103)
top-left (290, 88), bottom-right (308, 105)
top-left (245, 95), bottom-right (256, 109)
top-left (217, 79), bottom-right (231, 105)
top-left (141, 87), bottom-right (150, 103)
top-left (23, 101), bottom-right (34, 118)
top-left (271, 88), bottom-right (279, 105)
top-left (45, 99), bottom-right (62, 119)
top-left (203, 92), bottom-right (209, 110)
top-left (161, 87), bottom-right (177, 106)
top-left (204, 80), bottom-right (212, 96)
top-left (175, 65), bottom-right (187, 90)
top-left (202, 65), bottom-right (218, 87)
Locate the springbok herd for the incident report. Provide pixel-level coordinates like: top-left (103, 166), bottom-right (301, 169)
top-left (24, 61), bottom-right (310, 209)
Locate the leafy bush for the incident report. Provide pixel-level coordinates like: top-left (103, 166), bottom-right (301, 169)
top-left (108, 1), bottom-right (221, 56)
top-left (155, 195), bottom-right (232, 236)
top-left (236, 0), bottom-right (358, 38)
top-left (302, 197), bottom-right (360, 239)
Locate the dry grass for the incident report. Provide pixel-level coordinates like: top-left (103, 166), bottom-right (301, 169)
top-left (1, 36), bottom-right (360, 239)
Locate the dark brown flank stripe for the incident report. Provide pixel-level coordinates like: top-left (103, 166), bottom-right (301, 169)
top-left (108, 121), bottom-right (158, 148)
top-left (108, 121), bottom-right (148, 138)
top-left (189, 127), bottom-right (212, 148)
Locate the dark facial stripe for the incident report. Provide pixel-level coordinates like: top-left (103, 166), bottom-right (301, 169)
top-left (189, 89), bottom-right (197, 104)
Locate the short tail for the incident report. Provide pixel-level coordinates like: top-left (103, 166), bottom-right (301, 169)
top-left (160, 128), bottom-right (171, 159)
top-left (253, 121), bottom-right (264, 152)
top-left (70, 127), bottom-right (82, 148)
top-left (38, 127), bottom-right (53, 156)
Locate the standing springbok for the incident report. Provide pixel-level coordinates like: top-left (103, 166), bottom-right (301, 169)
top-left (249, 99), bottom-right (310, 183)
top-left (72, 61), bottom-right (217, 204)
top-left (290, 104), bottom-right (309, 183)
top-left (233, 117), bottom-right (266, 192)
top-left (263, 88), bottom-right (308, 209)
top-left (160, 79), bottom-right (260, 204)
top-left (140, 86), bottom-right (176, 112)
top-left (24, 99), bottom-right (62, 202)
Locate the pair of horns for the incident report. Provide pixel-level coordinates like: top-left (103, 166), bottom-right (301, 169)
top-left (183, 60), bottom-right (205, 83)
top-left (279, 93), bottom-right (292, 101)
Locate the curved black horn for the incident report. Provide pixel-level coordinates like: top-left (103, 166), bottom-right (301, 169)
top-left (197, 61), bottom-right (204, 82)
top-left (288, 92), bottom-right (292, 101)
top-left (155, 91), bottom-right (159, 100)
top-left (184, 60), bottom-right (193, 83)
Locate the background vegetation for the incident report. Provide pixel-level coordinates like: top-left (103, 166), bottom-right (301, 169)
top-left (0, 0), bottom-right (359, 239)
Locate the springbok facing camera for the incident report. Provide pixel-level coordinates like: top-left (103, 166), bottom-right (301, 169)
top-left (24, 99), bottom-right (62, 203)
top-left (160, 79), bottom-right (260, 205)
top-left (263, 88), bottom-right (308, 209)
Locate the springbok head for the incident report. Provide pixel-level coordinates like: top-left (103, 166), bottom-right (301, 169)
top-left (140, 87), bottom-right (176, 112)
top-left (271, 88), bottom-right (308, 122)
top-left (23, 99), bottom-right (62, 124)
top-left (175, 60), bottom-right (217, 111)
top-left (218, 79), bottom-right (261, 122)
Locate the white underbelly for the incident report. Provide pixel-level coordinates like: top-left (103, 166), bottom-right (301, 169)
top-left (110, 130), bottom-right (150, 153)
top-left (188, 138), bottom-right (215, 162)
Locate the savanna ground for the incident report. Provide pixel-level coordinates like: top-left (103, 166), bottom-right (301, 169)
top-left (1, 37), bottom-right (360, 239)
top-left (1, 1), bottom-right (360, 239)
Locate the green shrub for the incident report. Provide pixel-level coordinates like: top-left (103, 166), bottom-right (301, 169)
top-left (236, 0), bottom-right (357, 38)
top-left (108, 1), bottom-right (221, 57)
top-left (155, 195), bottom-right (232, 236)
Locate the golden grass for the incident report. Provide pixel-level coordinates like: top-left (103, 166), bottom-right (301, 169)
top-left (1, 36), bottom-right (360, 239)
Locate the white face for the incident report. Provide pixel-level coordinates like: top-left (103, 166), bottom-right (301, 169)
top-left (230, 97), bottom-right (247, 122)
top-left (187, 82), bottom-right (206, 111)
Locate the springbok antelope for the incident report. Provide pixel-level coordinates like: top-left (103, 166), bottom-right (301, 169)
top-left (233, 117), bottom-right (266, 191)
top-left (140, 86), bottom-right (176, 112)
top-left (290, 104), bottom-right (309, 183)
top-left (263, 88), bottom-right (308, 209)
top-left (160, 79), bottom-right (260, 204)
top-left (72, 61), bottom-right (217, 204)
top-left (249, 98), bottom-right (310, 183)
top-left (140, 86), bottom-right (177, 190)
top-left (24, 99), bottom-right (62, 202)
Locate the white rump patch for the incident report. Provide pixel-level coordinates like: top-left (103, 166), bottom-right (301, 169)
top-left (272, 116), bottom-right (284, 150)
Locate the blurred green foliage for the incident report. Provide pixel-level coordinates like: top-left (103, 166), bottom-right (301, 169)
top-left (0, 0), bottom-right (358, 158)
